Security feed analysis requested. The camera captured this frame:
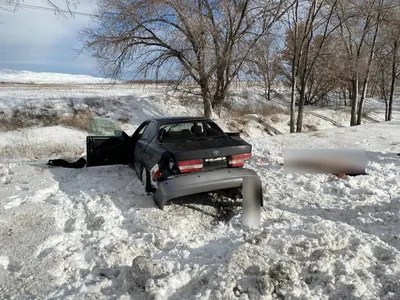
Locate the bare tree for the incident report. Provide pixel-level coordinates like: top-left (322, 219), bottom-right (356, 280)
top-left (245, 34), bottom-right (282, 101)
top-left (286, 0), bottom-right (299, 133)
top-left (373, 7), bottom-right (400, 121)
top-left (303, 35), bottom-right (346, 106)
top-left (374, 46), bottom-right (392, 118)
top-left (331, 0), bottom-right (396, 126)
top-left (355, 0), bottom-right (386, 125)
top-left (383, 7), bottom-right (400, 121)
top-left (283, 0), bottom-right (340, 132)
top-left (81, 0), bottom-right (290, 118)
top-left (1, 0), bottom-right (80, 16)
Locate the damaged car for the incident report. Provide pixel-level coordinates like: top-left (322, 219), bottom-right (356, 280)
top-left (85, 117), bottom-right (263, 209)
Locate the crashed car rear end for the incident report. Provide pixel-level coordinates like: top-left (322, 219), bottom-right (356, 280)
top-left (85, 117), bottom-right (263, 211)
top-left (152, 136), bottom-right (262, 209)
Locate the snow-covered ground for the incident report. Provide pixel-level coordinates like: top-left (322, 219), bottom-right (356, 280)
top-left (1, 71), bottom-right (400, 299)
top-left (1, 121), bottom-right (400, 299)
top-left (0, 69), bottom-right (118, 84)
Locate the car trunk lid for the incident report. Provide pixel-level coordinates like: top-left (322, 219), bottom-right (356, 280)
top-left (161, 136), bottom-right (252, 170)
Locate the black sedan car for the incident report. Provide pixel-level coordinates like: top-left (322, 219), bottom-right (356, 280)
top-left (86, 117), bottom-right (263, 209)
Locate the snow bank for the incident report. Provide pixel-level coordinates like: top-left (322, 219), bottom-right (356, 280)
top-left (1, 121), bottom-right (400, 299)
top-left (0, 77), bottom-right (400, 299)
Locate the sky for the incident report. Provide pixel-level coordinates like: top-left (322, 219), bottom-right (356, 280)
top-left (0, 0), bottom-right (100, 76)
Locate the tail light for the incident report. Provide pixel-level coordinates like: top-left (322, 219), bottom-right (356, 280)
top-left (177, 159), bottom-right (203, 173)
top-left (228, 153), bottom-right (251, 167)
top-left (152, 168), bottom-right (161, 181)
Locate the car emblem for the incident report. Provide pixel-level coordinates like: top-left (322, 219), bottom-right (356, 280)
top-left (213, 150), bottom-right (220, 156)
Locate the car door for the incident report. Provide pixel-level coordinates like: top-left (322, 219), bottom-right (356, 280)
top-left (86, 130), bottom-right (132, 167)
top-left (133, 121), bottom-right (157, 173)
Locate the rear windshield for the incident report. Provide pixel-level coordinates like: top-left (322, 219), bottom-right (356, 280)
top-left (158, 121), bottom-right (224, 142)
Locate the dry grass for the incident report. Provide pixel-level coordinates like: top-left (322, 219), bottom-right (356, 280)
top-left (0, 110), bottom-right (58, 131)
top-left (0, 118), bottom-right (24, 131)
top-left (0, 129), bottom-right (84, 160)
top-left (0, 143), bottom-right (83, 160)
top-left (270, 115), bottom-right (282, 123)
top-left (0, 107), bottom-right (93, 132)
top-left (258, 105), bottom-right (288, 117)
top-left (59, 110), bottom-right (93, 131)
top-left (304, 124), bottom-right (318, 132)
top-left (117, 116), bottom-right (130, 123)
top-left (236, 117), bottom-right (250, 126)
top-left (230, 104), bottom-right (288, 118)
top-left (226, 103), bottom-right (288, 135)
top-left (228, 118), bottom-right (249, 136)
top-left (310, 132), bottom-right (323, 137)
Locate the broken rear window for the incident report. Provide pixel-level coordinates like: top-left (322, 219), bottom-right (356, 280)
top-left (158, 121), bottom-right (224, 141)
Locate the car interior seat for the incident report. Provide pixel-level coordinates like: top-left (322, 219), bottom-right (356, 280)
top-left (192, 124), bottom-right (203, 136)
top-left (159, 128), bottom-right (168, 141)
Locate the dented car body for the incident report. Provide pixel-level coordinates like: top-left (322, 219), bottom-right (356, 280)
top-left (86, 117), bottom-right (263, 209)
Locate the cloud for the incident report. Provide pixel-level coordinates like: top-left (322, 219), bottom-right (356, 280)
top-left (0, 0), bottom-right (99, 75)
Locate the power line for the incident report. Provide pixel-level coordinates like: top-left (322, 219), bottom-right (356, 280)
top-left (0, 1), bottom-right (97, 17)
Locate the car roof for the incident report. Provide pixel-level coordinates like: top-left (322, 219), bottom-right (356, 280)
top-left (149, 117), bottom-right (211, 125)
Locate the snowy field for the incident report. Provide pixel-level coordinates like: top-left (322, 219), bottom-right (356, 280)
top-left (0, 69), bottom-right (118, 84)
top-left (1, 71), bottom-right (400, 299)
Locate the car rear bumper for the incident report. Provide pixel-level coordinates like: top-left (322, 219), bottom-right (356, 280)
top-left (153, 167), bottom-right (263, 209)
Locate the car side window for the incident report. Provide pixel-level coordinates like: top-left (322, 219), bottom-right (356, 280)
top-left (141, 122), bottom-right (156, 141)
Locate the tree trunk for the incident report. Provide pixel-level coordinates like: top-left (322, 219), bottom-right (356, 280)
top-left (289, 0), bottom-right (299, 134)
top-left (201, 84), bottom-right (212, 118)
top-left (203, 97), bottom-right (212, 118)
top-left (384, 96), bottom-right (389, 121)
top-left (370, 82), bottom-right (377, 98)
top-left (388, 41), bottom-right (398, 122)
top-left (290, 75), bottom-right (297, 133)
top-left (211, 88), bottom-right (227, 117)
top-left (296, 84), bottom-right (306, 132)
top-left (350, 78), bottom-right (358, 126)
top-left (357, 4), bottom-right (381, 125)
top-left (264, 75), bottom-right (271, 101)
top-left (348, 84), bottom-right (353, 108)
top-left (356, 79), bottom-right (368, 125)
top-left (267, 81), bottom-right (271, 101)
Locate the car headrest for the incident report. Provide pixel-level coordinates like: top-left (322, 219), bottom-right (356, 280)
top-left (193, 124), bottom-right (203, 135)
top-left (159, 128), bottom-right (167, 140)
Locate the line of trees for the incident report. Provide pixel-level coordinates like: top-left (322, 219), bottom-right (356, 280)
top-left (4, 0), bottom-right (400, 132)
top-left (250, 0), bottom-right (400, 132)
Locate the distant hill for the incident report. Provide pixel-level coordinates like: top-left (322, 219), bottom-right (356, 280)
top-left (0, 69), bottom-right (121, 84)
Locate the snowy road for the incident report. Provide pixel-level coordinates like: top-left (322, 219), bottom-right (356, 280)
top-left (1, 122), bottom-right (400, 299)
